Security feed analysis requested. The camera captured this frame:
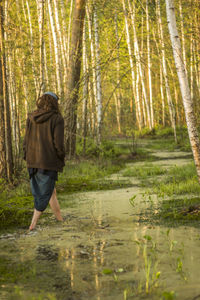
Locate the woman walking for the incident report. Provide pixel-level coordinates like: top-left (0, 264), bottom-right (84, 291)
top-left (23, 92), bottom-right (65, 230)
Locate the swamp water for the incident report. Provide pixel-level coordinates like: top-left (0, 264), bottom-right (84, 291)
top-left (1, 150), bottom-right (200, 300)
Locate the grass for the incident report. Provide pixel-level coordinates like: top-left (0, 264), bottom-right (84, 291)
top-left (153, 163), bottom-right (200, 196)
top-left (155, 196), bottom-right (200, 223)
top-left (123, 164), bottom-right (166, 179)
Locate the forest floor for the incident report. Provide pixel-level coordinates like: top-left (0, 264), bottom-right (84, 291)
top-left (1, 136), bottom-right (200, 299)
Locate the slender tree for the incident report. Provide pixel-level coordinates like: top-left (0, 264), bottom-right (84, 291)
top-left (165, 0), bottom-right (200, 182)
top-left (93, 5), bottom-right (102, 144)
top-left (64, 0), bottom-right (86, 157)
top-left (0, 0), bottom-right (13, 181)
top-left (0, 29), bottom-right (6, 178)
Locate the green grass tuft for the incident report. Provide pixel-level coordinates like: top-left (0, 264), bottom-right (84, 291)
top-left (123, 164), bottom-right (166, 179)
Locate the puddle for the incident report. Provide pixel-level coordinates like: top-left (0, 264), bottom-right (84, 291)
top-left (1, 150), bottom-right (200, 300)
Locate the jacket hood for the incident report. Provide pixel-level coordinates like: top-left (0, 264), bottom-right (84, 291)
top-left (29, 110), bottom-right (57, 123)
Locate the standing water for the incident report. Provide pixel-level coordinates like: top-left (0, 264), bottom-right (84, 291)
top-left (1, 150), bottom-right (200, 300)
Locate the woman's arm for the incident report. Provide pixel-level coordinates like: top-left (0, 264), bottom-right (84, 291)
top-left (23, 117), bottom-right (30, 160)
top-left (53, 115), bottom-right (65, 162)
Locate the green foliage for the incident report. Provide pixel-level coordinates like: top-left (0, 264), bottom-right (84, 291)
top-left (155, 196), bottom-right (200, 223)
top-left (162, 291), bottom-right (176, 300)
top-left (57, 159), bottom-right (130, 193)
top-left (154, 163), bottom-right (200, 196)
top-left (123, 164), bottom-right (166, 179)
top-left (76, 138), bottom-right (120, 159)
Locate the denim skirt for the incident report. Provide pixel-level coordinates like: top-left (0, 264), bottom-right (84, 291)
top-left (30, 172), bottom-right (55, 212)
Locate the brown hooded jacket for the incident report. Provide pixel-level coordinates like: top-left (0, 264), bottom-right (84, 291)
top-left (23, 110), bottom-right (65, 172)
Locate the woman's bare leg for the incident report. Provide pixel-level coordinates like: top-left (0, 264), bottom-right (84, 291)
top-left (29, 209), bottom-right (42, 230)
top-left (49, 188), bottom-right (63, 221)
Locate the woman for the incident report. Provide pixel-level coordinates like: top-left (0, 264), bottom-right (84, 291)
top-left (23, 92), bottom-right (65, 230)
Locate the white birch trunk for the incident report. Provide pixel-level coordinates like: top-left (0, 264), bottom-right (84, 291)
top-left (146, 0), bottom-right (154, 128)
top-left (153, 28), bottom-right (165, 127)
top-left (179, 0), bottom-right (187, 75)
top-left (160, 64), bottom-right (165, 126)
top-left (128, 0), bottom-right (152, 129)
top-left (53, 0), bottom-right (67, 86)
top-left (165, 0), bottom-right (200, 182)
top-left (44, 43), bottom-right (49, 89)
top-left (190, 32), bottom-right (193, 100)
top-left (82, 19), bottom-right (88, 153)
top-left (60, 0), bottom-right (68, 66)
top-left (156, 0), bottom-right (177, 142)
top-left (67, 0), bottom-right (73, 66)
top-left (114, 13), bottom-right (122, 133)
top-left (94, 7), bottom-right (102, 144)
top-left (86, 5), bottom-right (97, 125)
top-left (47, 0), bottom-right (62, 97)
top-left (122, 0), bottom-right (140, 126)
top-left (36, 0), bottom-right (45, 94)
top-left (26, 0), bottom-right (39, 95)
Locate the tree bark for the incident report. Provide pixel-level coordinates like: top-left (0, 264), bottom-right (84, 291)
top-left (128, 0), bottom-right (151, 129)
top-left (122, 0), bottom-right (140, 127)
top-left (25, 0), bottom-right (39, 96)
top-left (165, 0), bottom-right (200, 182)
top-left (82, 19), bottom-right (88, 154)
top-left (0, 0), bottom-right (13, 181)
top-left (64, 0), bottom-right (86, 157)
top-left (0, 30), bottom-right (6, 178)
top-left (47, 0), bottom-right (63, 97)
top-left (146, 0), bottom-right (154, 128)
top-left (37, 0), bottom-right (45, 94)
top-left (114, 13), bottom-right (121, 134)
top-left (156, 0), bottom-right (177, 142)
top-left (93, 6), bottom-right (102, 144)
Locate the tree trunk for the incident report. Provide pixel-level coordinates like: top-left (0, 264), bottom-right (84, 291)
top-left (37, 0), bottom-right (45, 94)
top-left (47, 0), bottom-right (63, 97)
top-left (122, 0), bottom-right (140, 127)
top-left (146, 0), bottom-right (154, 128)
top-left (86, 4), bottom-right (97, 132)
top-left (165, 0), bottom-right (200, 182)
top-left (179, 0), bottom-right (187, 75)
top-left (93, 6), bottom-right (102, 144)
top-left (0, 0), bottom-right (13, 181)
top-left (82, 19), bottom-right (88, 154)
top-left (53, 0), bottom-right (67, 87)
top-left (66, 0), bottom-right (73, 66)
top-left (64, 0), bottom-right (86, 157)
top-left (114, 13), bottom-right (121, 134)
top-left (0, 33), bottom-right (6, 178)
top-left (128, 0), bottom-right (151, 129)
top-left (25, 0), bottom-right (39, 96)
top-left (156, 0), bottom-right (177, 142)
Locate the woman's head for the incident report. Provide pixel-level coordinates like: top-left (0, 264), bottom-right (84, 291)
top-left (36, 92), bottom-right (59, 112)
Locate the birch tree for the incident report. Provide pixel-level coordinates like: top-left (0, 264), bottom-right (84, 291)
top-left (47, 0), bottom-right (63, 97)
top-left (156, 0), bottom-right (177, 142)
top-left (37, 0), bottom-right (45, 94)
top-left (0, 31), bottom-right (6, 178)
top-left (165, 0), bottom-right (200, 182)
top-left (146, 0), bottom-right (154, 128)
top-left (0, 0), bottom-right (13, 181)
top-left (122, 0), bottom-right (141, 128)
top-left (82, 19), bottom-right (88, 154)
top-left (128, 0), bottom-right (152, 129)
top-left (93, 5), bottom-right (102, 144)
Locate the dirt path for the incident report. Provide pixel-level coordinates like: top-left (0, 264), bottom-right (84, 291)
top-left (1, 150), bottom-right (200, 300)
